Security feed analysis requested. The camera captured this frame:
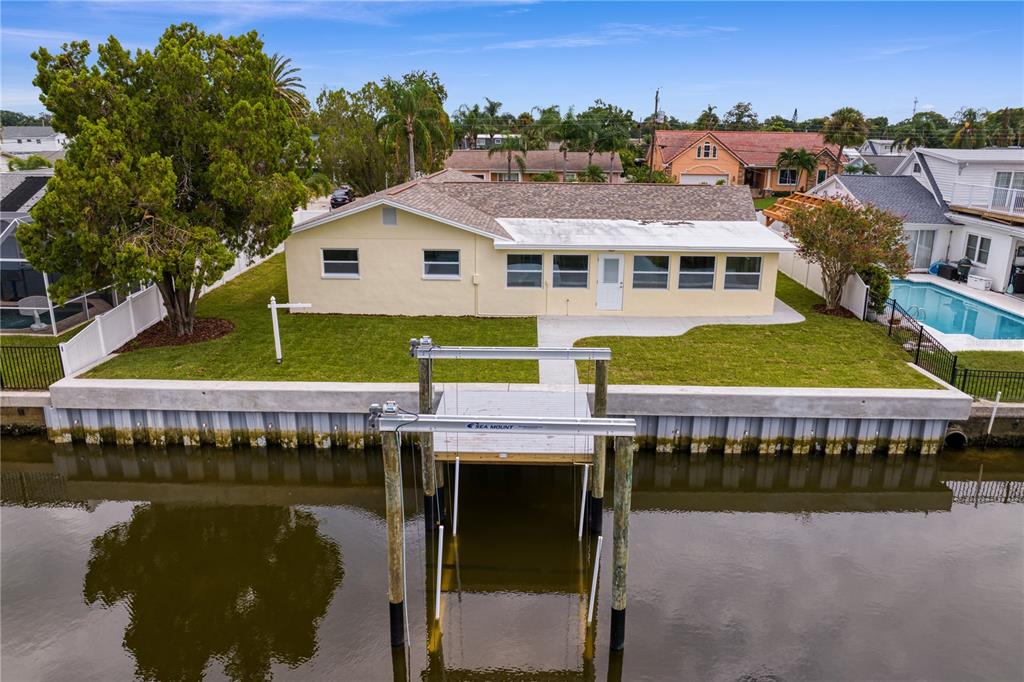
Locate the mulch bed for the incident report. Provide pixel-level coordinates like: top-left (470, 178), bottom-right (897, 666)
top-left (812, 304), bottom-right (856, 319)
top-left (115, 317), bottom-right (234, 352)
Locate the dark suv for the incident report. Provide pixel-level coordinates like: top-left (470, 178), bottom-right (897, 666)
top-left (330, 186), bottom-right (353, 209)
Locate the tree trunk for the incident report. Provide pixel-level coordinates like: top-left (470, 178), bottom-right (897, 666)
top-left (608, 151), bottom-right (615, 183)
top-left (820, 261), bottom-right (850, 311)
top-left (406, 121), bottom-right (416, 180)
top-left (156, 275), bottom-right (196, 337)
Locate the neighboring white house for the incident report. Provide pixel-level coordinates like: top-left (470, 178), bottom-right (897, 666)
top-left (857, 139), bottom-right (901, 156)
top-left (0, 126), bottom-right (69, 155)
top-left (811, 148), bottom-right (1024, 296)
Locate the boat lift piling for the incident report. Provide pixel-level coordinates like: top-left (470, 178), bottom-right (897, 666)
top-left (371, 396), bottom-right (637, 652)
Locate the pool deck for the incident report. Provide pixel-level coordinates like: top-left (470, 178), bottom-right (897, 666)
top-left (905, 274), bottom-right (1024, 352)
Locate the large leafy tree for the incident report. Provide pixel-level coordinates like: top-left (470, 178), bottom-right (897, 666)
top-left (24, 24), bottom-right (310, 336)
top-left (314, 83), bottom-right (399, 194)
top-left (7, 154), bottom-right (53, 171)
top-left (890, 111), bottom-right (950, 151)
top-left (984, 107), bottom-right (1024, 147)
top-left (376, 75), bottom-right (449, 181)
top-left (787, 198), bottom-right (909, 312)
top-left (821, 107), bottom-right (868, 175)
top-left (723, 101), bottom-right (759, 129)
top-left (775, 147), bottom-right (818, 191)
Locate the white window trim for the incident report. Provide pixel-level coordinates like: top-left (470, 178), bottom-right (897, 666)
top-left (494, 171), bottom-right (521, 183)
top-left (423, 249), bottom-right (462, 280)
top-left (777, 168), bottom-right (798, 186)
top-left (505, 253), bottom-right (544, 289)
top-left (678, 255), bottom-right (717, 290)
top-left (964, 233), bottom-right (991, 265)
top-left (724, 256), bottom-right (763, 291)
top-left (552, 254), bottom-right (590, 289)
top-left (631, 255), bottom-right (670, 290)
top-left (321, 248), bottom-right (360, 279)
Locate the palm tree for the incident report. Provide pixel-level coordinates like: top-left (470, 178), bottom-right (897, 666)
top-left (269, 53), bottom-right (307, 119)
top-left (487, 134), bottom-right (528, 180)
top-left (577, 165), bottom-right (607, 183)
top-left (454, 103), bottom-right (485, 149)
top-left (951, 107), bottom-right (987, 148)
top-left (376, 80), bottom-right (445, 181)
top-left (695, 105), bottom-right (719, 130)
top-left (821, 107), bottom-right (868, 175)
top-left (775, 147), bottom-right (818, 191)
top-left (845, 162), bottom-right (878, 175)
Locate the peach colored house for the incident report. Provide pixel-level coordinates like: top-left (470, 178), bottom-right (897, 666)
top-left (445, 150), bottom-right (624, 183)
top-left (650, 131), bottom-right (844, 193)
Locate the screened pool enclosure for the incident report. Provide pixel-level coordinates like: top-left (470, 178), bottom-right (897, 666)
top-left (0, 214), bottom-right (140, 335)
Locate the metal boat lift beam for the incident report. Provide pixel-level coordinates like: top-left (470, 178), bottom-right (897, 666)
top-left (409, 337), bottom-right (611, 361)
top-left (374, 411), bottom-right (636, 437)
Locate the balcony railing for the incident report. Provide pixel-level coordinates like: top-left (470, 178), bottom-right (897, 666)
top-left (949, 181), bottom-right (1024, 218)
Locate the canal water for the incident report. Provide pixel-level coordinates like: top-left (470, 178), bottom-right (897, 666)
top-left (2, 437), bottom-right (1022, 681)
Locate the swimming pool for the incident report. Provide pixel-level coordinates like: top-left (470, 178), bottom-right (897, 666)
top-left (889, 280), bottom-right (1024, 340)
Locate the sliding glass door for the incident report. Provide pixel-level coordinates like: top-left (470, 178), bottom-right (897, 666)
top-left (906, 230), bottom-right (935, 270)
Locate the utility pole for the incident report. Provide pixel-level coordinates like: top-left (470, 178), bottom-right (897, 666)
top-left (647, 88), bottom-right (660, 167)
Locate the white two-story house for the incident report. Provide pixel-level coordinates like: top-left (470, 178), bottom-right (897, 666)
top-left (892, 148), bottom-right (1024, 296)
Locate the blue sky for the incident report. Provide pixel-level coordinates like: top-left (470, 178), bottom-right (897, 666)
top-left (2, 1), bottom-right (1021, 123)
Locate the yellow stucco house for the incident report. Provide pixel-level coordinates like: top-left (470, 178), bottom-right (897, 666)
top-left (285, 170), bottom-right (795, 318)
top-left (650, 130), bottom-right (844, 193)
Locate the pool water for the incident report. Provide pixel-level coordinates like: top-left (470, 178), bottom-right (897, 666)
top-left (890, 280), bottom-right (1024, 339)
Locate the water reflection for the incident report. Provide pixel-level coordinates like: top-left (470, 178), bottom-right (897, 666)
top-left (83, 505), bottom-right (342, 682)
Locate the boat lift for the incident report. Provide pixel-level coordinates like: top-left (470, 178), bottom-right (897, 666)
top-left (371, 338), bottom-right (636, 656)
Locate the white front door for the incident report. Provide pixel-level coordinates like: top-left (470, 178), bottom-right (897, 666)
top-left (597, 254), bottom-right (624, 311)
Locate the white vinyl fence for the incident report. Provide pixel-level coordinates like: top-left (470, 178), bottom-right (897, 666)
top-left (57, 246), bottom-right (284, 377)
top-left (59, 285), bottom-right (166, 375)
top-left (773, 230), bottom-right (870, 320)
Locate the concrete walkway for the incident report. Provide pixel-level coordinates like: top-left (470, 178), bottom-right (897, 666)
top-left (536, 299), bottom-right (805, 384)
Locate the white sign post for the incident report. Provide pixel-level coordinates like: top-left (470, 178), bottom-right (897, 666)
top-left (268, 296), bottom-right (311, 363)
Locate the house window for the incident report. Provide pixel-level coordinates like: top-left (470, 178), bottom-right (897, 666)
top-left (778, 169), bottom-right (798, 185)
top-left (564, 172), bottom-right (576, 182)
top-left (913, 162), bottom-right (921, 173)
top-left (697, 142), bottom-right (717, 159)
top-left (506, 254), bottom-right (543, 288)
top-left (817, 168), bottom-right (827, 184)
top-left (552, 254), bottom-right (589, 288)
top-left (632, 255), bottom-right (669, 289)
top-left (678, 256), bottom-right (716, 289)
top-left (470, 173), bottom-right (485, 180)
top-left (423, 250), bottom-right (461, 278)
top-left (724, 256), bottom-right (762, 290)
top-left (993, 171), bottom-right (1024, 211)
top-left (495, 172), bottom-right (520, 182)
top-left (322, 249), bottom-right (359, 278)
top-left (382, 206), bottom-right (397, 225)
top-left (964, 234), bottom-right (991, 265)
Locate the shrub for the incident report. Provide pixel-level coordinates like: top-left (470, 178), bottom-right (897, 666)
top-left (857, 263), bottom-right (892, 314)
top-left (531, 171), bottom-right (558, 182)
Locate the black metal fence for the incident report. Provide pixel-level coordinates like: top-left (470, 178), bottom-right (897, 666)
top-left (885, 298), bottom-right (1024, 401)
top-left (0, 345), bottom-right (65, 390)
top-left (885, 298), bottom-right (959, 384)
top-left (954, 368), bottom-right (1024, 403)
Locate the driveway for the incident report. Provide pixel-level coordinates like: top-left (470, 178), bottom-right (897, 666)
top-left (536, 299), bottom-right (805, 384)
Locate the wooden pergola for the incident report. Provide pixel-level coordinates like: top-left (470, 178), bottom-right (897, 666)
top-left (762, 192), bottom-right (835, 226)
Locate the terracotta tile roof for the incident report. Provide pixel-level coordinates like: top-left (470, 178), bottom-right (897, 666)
top-left (295, 169), bottom-right (756, 240)
top-left (445, 149), bottom-right (623, 174)
top-left (655, 130), bottom-right (844, 167)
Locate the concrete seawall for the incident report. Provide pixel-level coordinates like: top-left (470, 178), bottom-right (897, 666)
top-left (38, 378), bottom-right (973, 456)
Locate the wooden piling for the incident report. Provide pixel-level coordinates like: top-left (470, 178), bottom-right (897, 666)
top-left (610, 434), bottom-right (634, 651)
top-left (382, 430), bottom-right (405, 646)
top-left (589, 359), bottom-right (609, 534)
top-left (419, 357), bottom-right (439, 531)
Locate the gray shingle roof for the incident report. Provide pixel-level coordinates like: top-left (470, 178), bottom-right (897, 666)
top-left (445, 149), bottom-right (623, 173)
top-left (838, 175), bottom-right (951, 224)
top-left (295, 169), bottom-right (756, 240)
top-left (858, 154), bottom-right (905, 175)
top-left (1, 126), bottom-right (57, 139)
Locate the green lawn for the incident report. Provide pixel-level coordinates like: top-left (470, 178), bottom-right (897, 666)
top-left (87, 255), bottom-right (539, 382)
top-left (753, 196), bottom-right (779, 210)
top-left (956, 351), bottom-right (1024, 373)
top-left (576, 274), bottom-right (939, 388)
